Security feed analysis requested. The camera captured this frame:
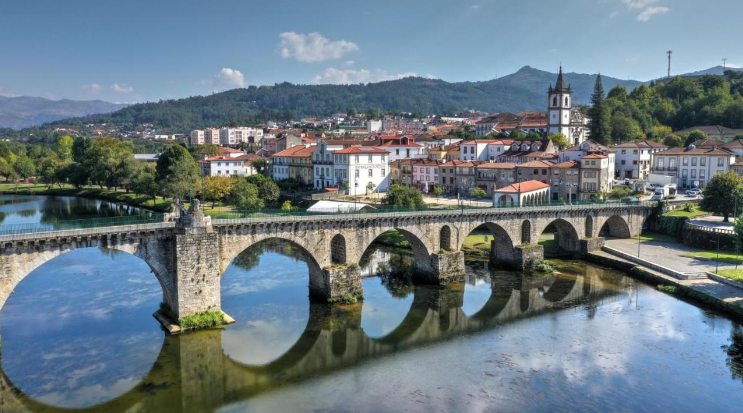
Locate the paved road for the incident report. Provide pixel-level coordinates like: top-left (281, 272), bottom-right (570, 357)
top-left (689, 215), bottom-right (734, 229)
top-left (605, 237), bottom-right (738, 274)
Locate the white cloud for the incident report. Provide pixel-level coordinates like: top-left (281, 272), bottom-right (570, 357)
top-left (425, 74), bottom-right (439, 79)
top-left (278, 32), bottom-right (359, 63)
top-left (111, 83), bottom-right (134, 94)
top-left (342, 60), bottom-right (355, 67)
top-left (619, 0), bottom-right (661, 9)
top-left (211, 67), bottom-right (246, 88)
top-left (625, 56), bottom-right (640, 63)
top-left (471, 4), bottom-right (480, 9)
top-left (313, 67), bottom-right (418, 84)
top-left (82, 83), bottom-right (102, 93)
top-left (0, 86), bottom-right (17, 97)
top-left (636, 6), bottom-right (669, 21)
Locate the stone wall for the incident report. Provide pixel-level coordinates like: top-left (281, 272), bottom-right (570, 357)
top-left (172, 230), bottom-right (222, 318)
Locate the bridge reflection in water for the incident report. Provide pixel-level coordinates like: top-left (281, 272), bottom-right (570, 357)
top-left (0, 264), bottom-right (629, 412)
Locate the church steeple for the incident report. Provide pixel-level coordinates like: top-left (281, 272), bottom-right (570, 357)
top-left (554, 66), bottom-right (571, 93)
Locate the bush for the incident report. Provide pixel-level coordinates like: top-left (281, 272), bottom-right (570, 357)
top-left (683, 202), bottom-right (695, 213)
top-left (382, 184), bottom-right (424, 207)
top-left (470, 187), bottom-right (488, 199)
top-left (178, 311), bottom-right (227, 330)
top-left (535, 261), bottom-right (554, 273)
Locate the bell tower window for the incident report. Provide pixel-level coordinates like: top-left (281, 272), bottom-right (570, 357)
top-left (565, 97), bottom-right (569, 106)
top-left (552, 96), bottom-right (557, 107)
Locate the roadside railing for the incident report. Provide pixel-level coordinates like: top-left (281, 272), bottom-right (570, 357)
top-left (685, 222), bottom-right (734, 235)
top-left (0, 213), bottom-right (165, 236)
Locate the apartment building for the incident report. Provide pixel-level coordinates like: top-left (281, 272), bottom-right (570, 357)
top-left (651, 146), bottom-right (735, 189)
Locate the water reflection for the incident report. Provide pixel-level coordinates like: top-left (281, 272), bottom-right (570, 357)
top-left (3, 233), bottom-right (743, 412)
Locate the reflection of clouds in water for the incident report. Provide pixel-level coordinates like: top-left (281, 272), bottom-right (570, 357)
top-left (0, 247), bottom-right (163, 409)
top-left (360, 278), bottom-right (413, 338)
top-left (461, 276), bottom-right (492, 317)
top-left (221, 247), bottom-right (312, 365)
top-left (222, 317), bottom-right (309, 365)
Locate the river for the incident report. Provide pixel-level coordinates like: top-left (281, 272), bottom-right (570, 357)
top-left (0, 195), bottom-right (742, 412)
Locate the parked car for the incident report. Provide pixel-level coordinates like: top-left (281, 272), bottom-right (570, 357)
top-left (686, 189), bottom-right (702, 196)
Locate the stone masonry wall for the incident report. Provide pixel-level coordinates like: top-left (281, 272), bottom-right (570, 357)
top-left (173, 231), bottom-right (221, 318)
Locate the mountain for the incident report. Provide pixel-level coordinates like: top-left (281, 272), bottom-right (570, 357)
top-left (10, 67), bottom-right (642, 134)
top-left (0, 96), bottom-right (128, 129)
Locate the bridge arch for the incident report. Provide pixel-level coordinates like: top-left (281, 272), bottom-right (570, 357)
top-left (521, 220), bottom-right (531, 244)
top-left (534, 218), bottom-right (581, 255)
top-left (585, 215), bottom-right (594, 238)
top-left (0, 240), bottom-right (175, 314)
top-left (439, 225), bottom-right (452, 251)
top-left (354, 225), bottom-right (432, 269)
top-left (330, 234), bottom-right (347, 264)
top-left (597, 215), bottom-right (632, 238)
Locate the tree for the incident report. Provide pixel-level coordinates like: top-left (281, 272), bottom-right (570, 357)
top-left (509, 130), bottom-right (526, 140)
top-left (471, 187), bottom-right (487, 199)
top-left (649, 125), bottom-right (672, 141)
top-left (54, 135), bottom-right (74, 161)
top-left (72, 136), bottom-right (93, 163)
top-left (433, 186), bottom-right (443, 197)
top-left (0, 161), bottom-right (16, 183)
top-left (382, 184), bottom-right (424, 207)
top-left (525, 131), bottom-right (543, 140)
top-left (610, 114), bottom-right (642, 143)
top-left (609, 186), bottom-right (632, 199)
top-left (547, 133), bottom-right (570, 150)
top-left (607, 85), bottom-right (628, 101)
top-left (251, 158), bottom-right (267, 175)
top-left (131, 165), bottom-right (160, 204)
top-left (38, 157), bottom-right (61, 187)
top-left (156, 144), bottom-right (196, 182)
top-left (191, 144), bottom-right (220, 159)
top-left (83, 137), bottom-right (135, 190)
top-left (281, 200), bottom-right (295, 211)
top-left (588, 74), bottom-right (612, 144)
top-left (258, 180), bottom-right (280, 207)
top-left (701, 171), bottom-right (743, 222)
top-left (202, 176), bottom-right (234, 208)
top-left (159, 158), bottom-right (201, 201)
top-left (229, 179), bottom-right (264, 210)
top-left (14, 154), bottom-right (35, 179)
top-left (663, 134), bottom-right (684, 147)
top-left (686, 130), bottom-right (708, 146)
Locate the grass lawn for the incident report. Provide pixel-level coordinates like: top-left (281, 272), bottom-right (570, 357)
top-left (638, 231), bottom-right (679, 243)
top-left (664, 206), bottom-right (708, 218)
top-left (682, 251), bottom-right (743, 266)
top-left (462, 230), bottom-right (492, 261)
top-left (714, 269), bottom-right (743, 283)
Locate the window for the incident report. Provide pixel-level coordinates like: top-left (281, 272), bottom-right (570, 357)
top-left (718, 157), bottom-right (725, 167)
top-left (682, 170), bottom-right (688, 178)
top-left (700, 170), bottom-right (706, 179)
top-left (621, 160), bottom-right (626, 165)
top-left (355, 155), bottom-right (359, 163)
top-left (396, 149), bottom-right (400, 155)
top-left (683, 157), bottom-right (688, 166)
top-left (621, 150), bottom-right (626, 154)
top-left (658, 158), bottom-right (664, 168)
top-left (669, 158), bottom-right (676, 169)
top-left (700, 157), bottom-right (706, 166)
top-left (355, 169), bottom-right (360, 178)
top-left (691, 170), bottom-right (696, 178)
top-left (553, 96), bottom-right (557, 106)
top-left (691, 157), bottom-right (697, 166)
top-left (382, 169), bottom-right (385, 176)
top-left (368, 155), bottom-right (373, 163)
top-left (369, 169), bottom-right (373, 177)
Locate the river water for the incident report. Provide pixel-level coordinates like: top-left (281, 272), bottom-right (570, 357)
top-left (1, 195), bottom-right (743, 412)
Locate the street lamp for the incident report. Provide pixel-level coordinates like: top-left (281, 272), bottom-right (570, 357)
top-left (354, 181), bottom-right (359, 213)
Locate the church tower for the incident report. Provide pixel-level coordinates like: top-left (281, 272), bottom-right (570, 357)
top-left (547, 66), bottom-right (572, 137)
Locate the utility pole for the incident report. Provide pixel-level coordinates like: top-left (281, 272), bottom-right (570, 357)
top-left (666, 50), bottom-right (673, 79)
top-left (723, 58), bottom-right (728, 71)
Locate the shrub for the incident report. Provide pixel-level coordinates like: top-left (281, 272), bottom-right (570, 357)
top-left (535, 261), bottom-right (555, 273)
top-left (178, 311), bottom-right (226, 330)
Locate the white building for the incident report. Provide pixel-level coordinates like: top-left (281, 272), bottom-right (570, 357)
top-left (547, 67), bottom-right (589, 146)
top-left (367, 120), bottom-right (383, 133)
top-left (651, 145), bottom-right (736, 189)
top-left (204, 128), bottom-right (221, 145)
top-left (219, 127), bottom-right (265, 146)
top-left (332, 147), bottom-right (390, 196)
top-left (378, 135), bottom-right (425, 163)
top-left (459, 140), bottom-right (491, 161)
top-left (197, 154), bottom-right (259, 177)
top-left (190, 130), bottom-right (205, 146)
top-left (612, 140), bottom-right (668, 180)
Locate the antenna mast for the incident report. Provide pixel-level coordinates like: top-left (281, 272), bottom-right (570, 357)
top-left (666, 50), bottom-right (673, 79)
top-left (723, 57), bottom-right (728, 71)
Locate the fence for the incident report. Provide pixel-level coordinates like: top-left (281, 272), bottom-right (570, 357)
top-left (0, 214), bottom-right (165, 236)
top-left (685, 222), bottom-right (734, 235)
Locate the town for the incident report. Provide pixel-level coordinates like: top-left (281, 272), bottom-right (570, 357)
top-left (182, 69), bottom-right (743, 206)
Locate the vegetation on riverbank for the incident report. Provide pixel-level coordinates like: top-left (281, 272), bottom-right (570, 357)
top-left (178, 311), bottom-right (228, 330)
top-left (665, 206), bottom-right (707, 218)
top-left (638, 231), bottom-right (678, 243)
top-left (462, 231), bottom-right (491, 262)
top-left (0, 184), bottom-right (172, 212)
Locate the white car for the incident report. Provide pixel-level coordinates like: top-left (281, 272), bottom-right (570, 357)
top-left (686, 189), bottom-right (702, 196)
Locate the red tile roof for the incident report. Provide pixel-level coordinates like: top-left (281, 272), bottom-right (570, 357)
top-left (332, 146), bottom-right (389, 154)
top-left (494, 180), bottom-right (551, 193)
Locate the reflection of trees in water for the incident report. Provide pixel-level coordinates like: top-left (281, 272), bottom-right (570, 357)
top-left (37, 196), bottom-right (147, 229)
top-left (374, 253), bottom-right (415, 299)
top-left (723, 326), bottom-right (743, 383)
top-left (16, 209), bottom-right (37, 218)
top-left (232, 239), bottom-right (309, 272)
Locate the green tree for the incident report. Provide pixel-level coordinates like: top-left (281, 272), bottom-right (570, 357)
top-left (433, 186), bottom-right (443, 197)
top-left (55, 135), bottom-right (74, 161)
top-left (663, 134), bottom-right (683, 147)
top-left (14, 154), bottom-right (35, 179)
top-left (131, 165), bottom-right (159, 204)
top-left (525, 131), bottom-right (543, 140)
top-left (649, 125), bottom-right (672, 141)
top-left (0, 161), bottom-right (16, 183)
top-left (72, 136), bottom-right (93, 163)
top-left (382, 184), bottom-right (424, 207)
top-left (83, 137), bottom-right (135, 190)
top-left (547, 133), bottom-right (570, 150)
top-left (686, 130), bottom-right (708, 146)
top-left (229, 179), bottom-right (264, 210)
top-left (38, 157), bottom-right (61, 187)
top-left (610, 114), bottom-right (643, 143)
top-left (159, 157), bottom-right (201, 201)
top-left (607, 85), bottom-right (628, 101)
top-left (191, 144), bottom-right (220, 159)
top-left (509, 130), bottom-right (526, 140)
top-left (202, 175), bottom-right (235, 208)
top-left (258, 180), bottom-right (280, 207)
top-left (251, 158), bottom-right (266, 175)
top-left (281, 200), bottom-right (295, 211)
top-left (470, 187), bottom-right (487, 199)
top-left (588, 74), bottom-right (612, 144)
top-left (701, 171), bottom-right (743, 222)
top-left (156, 144), bottom-right (196, 182)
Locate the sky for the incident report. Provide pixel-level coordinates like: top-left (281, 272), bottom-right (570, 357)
top-left (0, 0), bottom-right (740, 103)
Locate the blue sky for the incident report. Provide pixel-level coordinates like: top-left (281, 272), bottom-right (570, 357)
top-left (0, 0), bottom-right (740, 103)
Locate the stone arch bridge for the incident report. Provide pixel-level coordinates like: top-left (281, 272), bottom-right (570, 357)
top-left (0, 202), bottom-right (653, 321)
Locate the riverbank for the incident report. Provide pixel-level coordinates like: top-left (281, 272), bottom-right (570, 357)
top-left (587, 250), bottom-right (743, 320)
top-left (0, 184), bottom-right (172, 213)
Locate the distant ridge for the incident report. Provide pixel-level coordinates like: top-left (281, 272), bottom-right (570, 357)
top-left (0, 96), bottom-right (128, 129)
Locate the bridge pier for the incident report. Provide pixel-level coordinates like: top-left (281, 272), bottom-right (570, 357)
top-left (490, 244), bottom-right (544, 270)
top-left (580, 237), bottom-right (605, 254)
top-left (414, 251), bottom-right (465, 285)
top-left (310, 264), bottom-right (363, 303)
